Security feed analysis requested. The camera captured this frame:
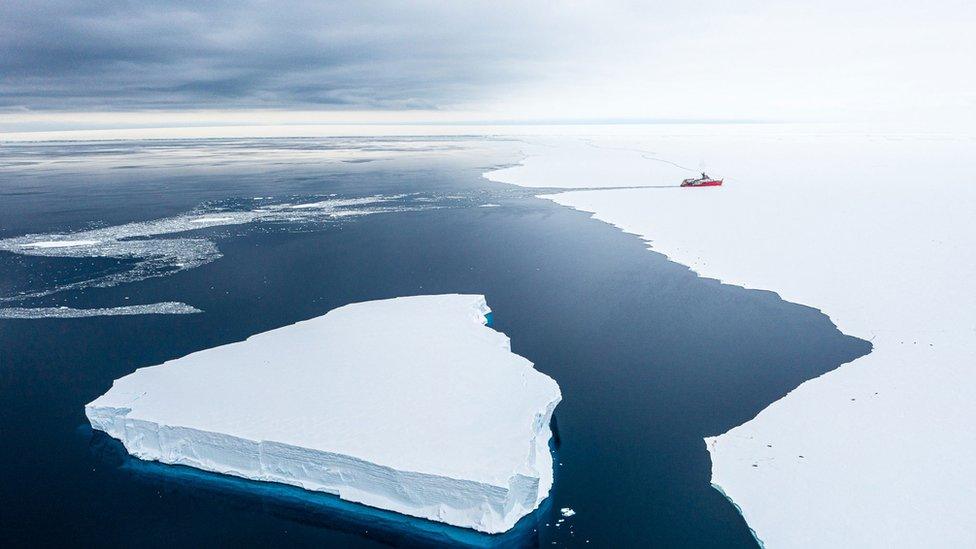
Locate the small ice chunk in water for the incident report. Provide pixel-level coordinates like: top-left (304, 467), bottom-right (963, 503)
top-left (561, 507), bottom-right (576, 517)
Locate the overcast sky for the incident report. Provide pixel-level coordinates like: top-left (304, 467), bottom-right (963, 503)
top-left (2, 1), bottom-right (973, 132)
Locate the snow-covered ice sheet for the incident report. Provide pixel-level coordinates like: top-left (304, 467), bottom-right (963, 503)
top-left (87, 294), bottom-right (561, 533)
top-left (486, 128), bottom-right (976, 547)
top-left (485, 136), bottom-right (692, 189)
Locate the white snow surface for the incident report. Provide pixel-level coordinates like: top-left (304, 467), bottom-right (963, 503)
top-left (485, 137), bottom-right (693, 189)
top-left (486, 128), bottom-right (976, 547)
top-left (87, 294), bottom-right (561, 533)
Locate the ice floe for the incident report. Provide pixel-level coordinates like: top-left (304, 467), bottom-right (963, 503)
top-left (487, 128), bottom-right (976, 547)
top-left (0, 194), bottom-right (439, 306)
top-left (188, 217), bottom-right (235, 224)
top-left (0, 302), bottom-right (201, 319)
top-left (87, 294), bottom-right (561, 533)
top-left (18, 239), bottom-right (102, 248)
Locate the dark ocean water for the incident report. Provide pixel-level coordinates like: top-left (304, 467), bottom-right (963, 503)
top-left (0, 138), bottom-right (870, 547)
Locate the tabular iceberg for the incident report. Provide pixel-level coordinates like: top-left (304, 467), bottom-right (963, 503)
top-left (87, 294), bottom-right (561, 533)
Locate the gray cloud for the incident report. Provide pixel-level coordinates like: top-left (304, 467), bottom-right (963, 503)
top-left (0, 1), bottom-right (575, 111)
top-left (5, 1), bottom-right (971, 129)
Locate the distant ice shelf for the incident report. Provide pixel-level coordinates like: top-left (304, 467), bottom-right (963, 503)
top-left (87, 294), bottom-right (561, 533)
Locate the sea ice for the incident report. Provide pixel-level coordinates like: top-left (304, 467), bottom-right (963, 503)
top-left (487, 127), bottom-right (976, 547)
top-left (0, 194), bottom-right (443, 305)
top-left (0, 302), bottom-right (201, 319)
top-left (87, 294), bottom-right (561, 533)
top-left (189, 216), bottom-right (235, 224)
top-left (19, 239), bottom-right (101, 248)
top-left (484, 137), bottom-right (691, 189)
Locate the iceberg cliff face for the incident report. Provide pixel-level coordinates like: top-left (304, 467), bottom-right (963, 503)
top-left (87, 294), bottom-right (561, 533)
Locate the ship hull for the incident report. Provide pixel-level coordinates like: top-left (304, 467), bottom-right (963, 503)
top-left (681, 179), bottom-right (723, 187)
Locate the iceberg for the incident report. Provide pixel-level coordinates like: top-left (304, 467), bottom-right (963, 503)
top-left (87, 294), bottom-right (561, 534)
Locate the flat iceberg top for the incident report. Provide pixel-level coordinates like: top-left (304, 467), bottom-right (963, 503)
top-left (88, 294), bottom-right (561, 489)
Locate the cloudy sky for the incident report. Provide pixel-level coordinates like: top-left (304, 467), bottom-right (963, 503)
top-left (2, 1), bottom-right (973, 132)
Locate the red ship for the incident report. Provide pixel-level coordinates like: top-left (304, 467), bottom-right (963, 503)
top-left (681, 173), bottom-right (723, 187)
